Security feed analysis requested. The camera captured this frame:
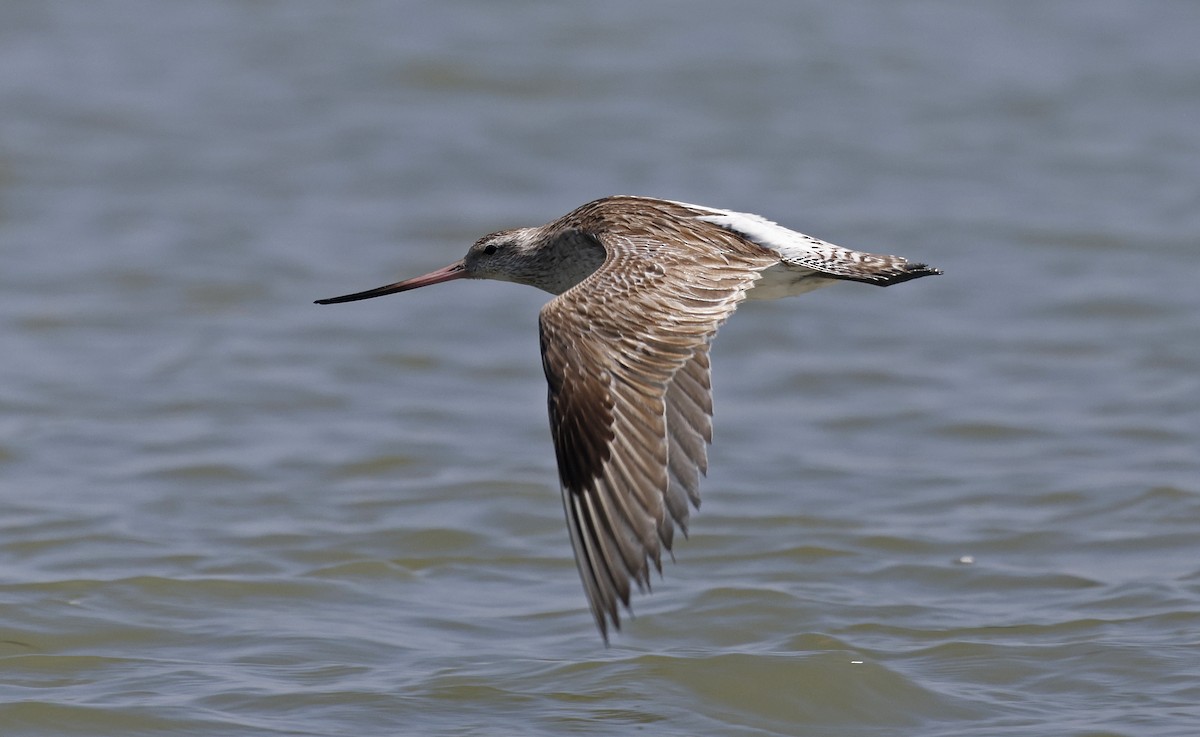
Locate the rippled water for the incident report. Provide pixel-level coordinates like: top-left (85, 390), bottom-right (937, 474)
top-left (3, 1), bottom-right (1199, 735)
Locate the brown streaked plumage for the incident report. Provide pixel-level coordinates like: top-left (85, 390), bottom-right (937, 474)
top-left (316, 195), bottom-right (941, 641)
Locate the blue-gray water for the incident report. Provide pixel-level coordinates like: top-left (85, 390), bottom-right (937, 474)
top-left (3, 2), bottom-right (1199, 735)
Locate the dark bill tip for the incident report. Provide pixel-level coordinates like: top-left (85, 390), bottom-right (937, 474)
top-left (314, 260), bottom-right (467, 305)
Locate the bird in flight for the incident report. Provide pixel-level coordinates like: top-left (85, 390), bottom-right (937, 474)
top-left (316, 195), bottom-right (940, 641)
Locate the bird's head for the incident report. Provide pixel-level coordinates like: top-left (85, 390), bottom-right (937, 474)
top-left (460, 229), bottom-right (543, 284)
top-left (315, 226), bottom-right (605, 305)
top-left (313, 228), bottom-right (532, 305)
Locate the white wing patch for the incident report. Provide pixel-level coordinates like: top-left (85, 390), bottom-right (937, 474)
top-left (653, 196), bottom-right (938, 298)
top-left (665, 199), bottom-right (839, 262)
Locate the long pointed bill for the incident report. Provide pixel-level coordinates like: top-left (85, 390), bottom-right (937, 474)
top-left (314, 259), bottom-right (468, 304)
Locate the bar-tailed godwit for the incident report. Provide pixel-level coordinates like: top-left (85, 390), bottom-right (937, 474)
top-left (317, 195), bottom-right (940, 640)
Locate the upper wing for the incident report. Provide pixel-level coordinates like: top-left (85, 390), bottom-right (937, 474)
top-left (675, 200), bottom-right (941, 285)
top-left (538, 229), bottom-right (775, 640)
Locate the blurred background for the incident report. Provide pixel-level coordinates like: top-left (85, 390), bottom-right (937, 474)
top-left (1, 2), bottom-right (1197, 735)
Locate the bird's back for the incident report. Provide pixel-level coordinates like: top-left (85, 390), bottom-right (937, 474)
top-left (549, 196), bottom-right (939, 301)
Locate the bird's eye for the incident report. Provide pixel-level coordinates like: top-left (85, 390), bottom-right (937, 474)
top-left (483, 244), bottom-right (498, 255)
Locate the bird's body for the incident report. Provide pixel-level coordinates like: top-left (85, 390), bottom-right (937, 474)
top-left (317, 195), bottom-right (940, 640)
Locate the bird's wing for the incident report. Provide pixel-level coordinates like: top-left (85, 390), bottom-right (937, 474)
top-left (538, 230), bottom-right (775, 640)
top-left (681, 204), bottom-right (941, 285)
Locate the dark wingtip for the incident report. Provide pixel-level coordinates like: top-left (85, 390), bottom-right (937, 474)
top-left (876, 263), bottom-right (942, 286)
top-left (828, 261), bottom-right (943, 288)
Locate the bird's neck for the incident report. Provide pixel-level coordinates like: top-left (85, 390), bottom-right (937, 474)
top-left (513, 230), bottom-right (608, 295)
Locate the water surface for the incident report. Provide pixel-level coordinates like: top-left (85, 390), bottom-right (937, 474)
top-left (2, 2), bottom-right (1198, 735)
